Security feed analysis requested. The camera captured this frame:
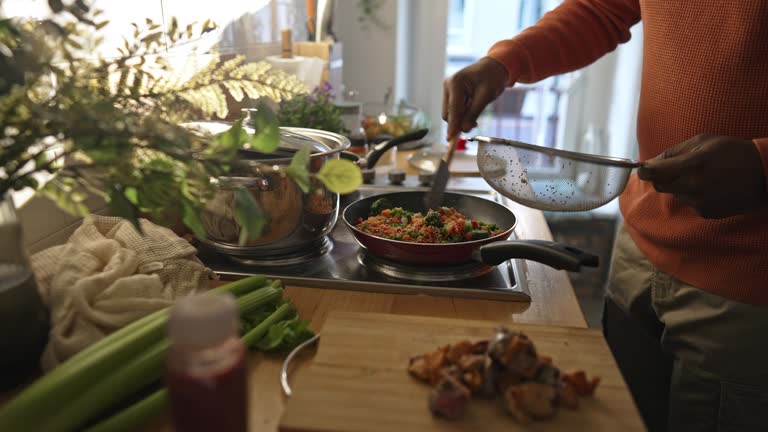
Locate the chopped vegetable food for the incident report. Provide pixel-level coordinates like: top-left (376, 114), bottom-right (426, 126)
top-left (355, 200), bottom-right (503, 243)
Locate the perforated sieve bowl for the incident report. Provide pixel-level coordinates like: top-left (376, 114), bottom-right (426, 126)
top-left (471, 136), bottom-right (642, 212)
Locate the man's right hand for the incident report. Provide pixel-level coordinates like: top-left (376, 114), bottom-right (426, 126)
top-left (442, 57), bottom-right (512, 141)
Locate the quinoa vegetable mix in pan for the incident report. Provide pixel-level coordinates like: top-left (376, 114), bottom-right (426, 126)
top-left (353, 198), bottom-right (505, 243)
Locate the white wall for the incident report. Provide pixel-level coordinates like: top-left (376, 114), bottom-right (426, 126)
top-left (333, 0), bottom-right (403, 104)
top-left (400, 0), bottom-right (449, 144)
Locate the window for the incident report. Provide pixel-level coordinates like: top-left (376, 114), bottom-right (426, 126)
top-left (1, 0), bottom-right (304, 60)
top-left (446, 0), bottom-right (472, 57)
top-left (444, 0), bottom-right (570, 149)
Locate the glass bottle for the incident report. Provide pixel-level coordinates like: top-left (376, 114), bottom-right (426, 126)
top-left (166, 292), bottom-right (248, 432)
top-left (0, 193), bottom-right (49, 390)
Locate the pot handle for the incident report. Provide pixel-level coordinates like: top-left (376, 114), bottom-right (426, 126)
top-left (476, 240), bottom-right (599, 271)
top-left (340, 151), bottom-right (361, 163)
top-left (366, 128), bottom-right (429, 168)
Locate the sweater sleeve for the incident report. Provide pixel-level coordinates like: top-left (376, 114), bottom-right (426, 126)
top-left (754, 138), bottom-right (768, 192)
top-left (487, 0), bottom-right (642, 84)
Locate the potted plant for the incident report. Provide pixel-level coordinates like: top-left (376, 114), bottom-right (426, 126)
top-left (0, 2), bottom-right (361, 387)
top-left (277, 81), bottom-right (347, 134)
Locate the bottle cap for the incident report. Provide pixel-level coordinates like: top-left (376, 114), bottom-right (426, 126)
top-left (456, 138), bottom-right (468, 151)
top-left (167, 292), bottom-right (239, 349)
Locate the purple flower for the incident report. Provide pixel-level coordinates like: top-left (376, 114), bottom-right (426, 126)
top-left (312, 81), bottom-right (335, 99)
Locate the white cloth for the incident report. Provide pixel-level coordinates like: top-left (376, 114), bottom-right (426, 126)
top-left (31, 215), bottom-right (214, 370)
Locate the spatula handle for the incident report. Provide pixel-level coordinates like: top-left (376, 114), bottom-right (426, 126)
top-left (444, 136), bottom-right (458, 165)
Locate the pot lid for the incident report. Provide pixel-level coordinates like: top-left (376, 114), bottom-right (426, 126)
top-left (180, 121), bottom-right (350, 163)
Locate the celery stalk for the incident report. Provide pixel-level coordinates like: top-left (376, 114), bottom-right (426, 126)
top-left (0, 275), bottom-right (270, 432)
top-left (84, 301), bottom-right (296, 432)
top-left (41, 341), bottom-right (168, 432)
top-left (242, 303), bottom-right (294, 347)
top-left (40, 285), bottom-right (282, 432)
top-left (83, 389), bottom-right (168, 432)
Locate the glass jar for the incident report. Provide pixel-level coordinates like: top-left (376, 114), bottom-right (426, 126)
top-left (0, 192), bottom-right (49, 390)
top-left (334, 101), bottom-right (367, 155)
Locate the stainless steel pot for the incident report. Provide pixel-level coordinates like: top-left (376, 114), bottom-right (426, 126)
top-left (181, 122), bottom-right (351, 257)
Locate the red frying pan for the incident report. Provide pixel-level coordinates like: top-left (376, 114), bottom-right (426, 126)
top-left (342, 191), bottom-right (598, 271)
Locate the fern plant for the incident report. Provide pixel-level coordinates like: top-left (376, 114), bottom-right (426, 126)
top-left (0, 2), bottom-right (361, 243)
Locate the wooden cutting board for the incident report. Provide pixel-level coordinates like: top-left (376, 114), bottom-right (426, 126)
top-left (279, 312), bottom-right (644, 432)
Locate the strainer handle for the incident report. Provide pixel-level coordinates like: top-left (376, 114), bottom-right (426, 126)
top-left (469, 136), bottom-right (642, 168)
top-left (476, 240), bottom-right (599, 271)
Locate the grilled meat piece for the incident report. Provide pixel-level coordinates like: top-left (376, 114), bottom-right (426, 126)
top-left (480, 360), bottom-right (503, 398)
top-left (471, 339), bottom-right (489, 354)
top-left (558, 381), bottom-right (579, 409)
top-left (408, 345), bottom-right (448, 385)
top-left (489, 331), bottom-right (539, 379)
top-left (533, 356), bottom-right (560, 387)
top-left (562, 370), bottom-right (601, 396)
top-left (502, 393), bottom-right (532, 424)
top-left (429, 370), bottom-right (471, 420)
top-left (446, 340), bottom-right (488, 364)
top-left (457, 354), bottom-right (486, 371)
top-left (496, 369), bottom-right (525, 393)
top-left (503, 382), bottom-right (558, 421)
top-left (461, 368), bottom-right (484, 394)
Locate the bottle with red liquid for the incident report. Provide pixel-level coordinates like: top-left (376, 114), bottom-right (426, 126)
top-left (166, 292), bottom-right (248, 432)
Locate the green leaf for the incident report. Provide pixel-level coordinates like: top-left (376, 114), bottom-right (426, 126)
top-left (316, 159), bottom-right (363, 194)
top-left (284, 148), bottom-right (311, 193)
top-left (254, 318), bottom-right (314, 352)
top-left (12, 176), bottom-right (38, 191)
top-left (109, 186), bottom-right (142, 234)
top-left (140, 32), bottom-right (163, 45)
top-left (200, 19), bottom-right (216, 34)
top-left (48, 0), bottom-right (64, 13)
top-left (124, 187), bottom-right (139, 205)
top-left (211, 118), bottom-right (248, 158)
top-left (234, 188), bottom-right (266, 245)
top-left (34, 151), bottom-right (50, 168)
top-left (247, 101), bottom-right (280, 153)
top-left (181, 199), bottom-right (205, 239)
top-left (41, 179), bottom-right (89, 217)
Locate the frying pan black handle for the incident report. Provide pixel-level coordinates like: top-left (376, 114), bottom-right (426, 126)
top-left (366, 128), bottom-right (429, 168)
top-left (477, 240), bottom-right (599, 272)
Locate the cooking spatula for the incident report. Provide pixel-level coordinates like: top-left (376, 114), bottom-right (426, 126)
top-left (422, 137), bottom-right (458, 210)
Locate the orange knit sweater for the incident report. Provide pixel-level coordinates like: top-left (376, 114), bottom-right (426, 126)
top-left (488, 0), bottom-right (768, 304)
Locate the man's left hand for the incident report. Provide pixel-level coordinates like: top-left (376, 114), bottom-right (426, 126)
top-left (637, 134), bottom-right (768, 219)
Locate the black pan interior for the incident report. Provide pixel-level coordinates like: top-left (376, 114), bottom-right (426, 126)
top-left (343, 191), bottom-right (517, 231)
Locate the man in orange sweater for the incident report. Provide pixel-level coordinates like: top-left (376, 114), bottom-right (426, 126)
top-left (443, 1), bottom-right (768, 431)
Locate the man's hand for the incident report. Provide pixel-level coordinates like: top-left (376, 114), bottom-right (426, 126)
top-left (637, 134), bottom-right (768, 218)
top-left (442, 57), bottom-right (511, 141)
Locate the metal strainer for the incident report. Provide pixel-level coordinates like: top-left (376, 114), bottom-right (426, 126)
top-left (471, 136), bottom-right (642, 212)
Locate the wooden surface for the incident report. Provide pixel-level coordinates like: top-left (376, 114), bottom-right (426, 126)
top-left (280, 312), bottom-right (642, 432)
top-left (2, 149), bottom-right (589, 431)
top-left (138, 168), bottom-right (587, 431)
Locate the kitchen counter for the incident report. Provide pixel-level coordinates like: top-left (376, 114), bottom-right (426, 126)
top-left (142, 149), bottom-right (587, 431)
top-left (2, 149), bottom-right (588, 431)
